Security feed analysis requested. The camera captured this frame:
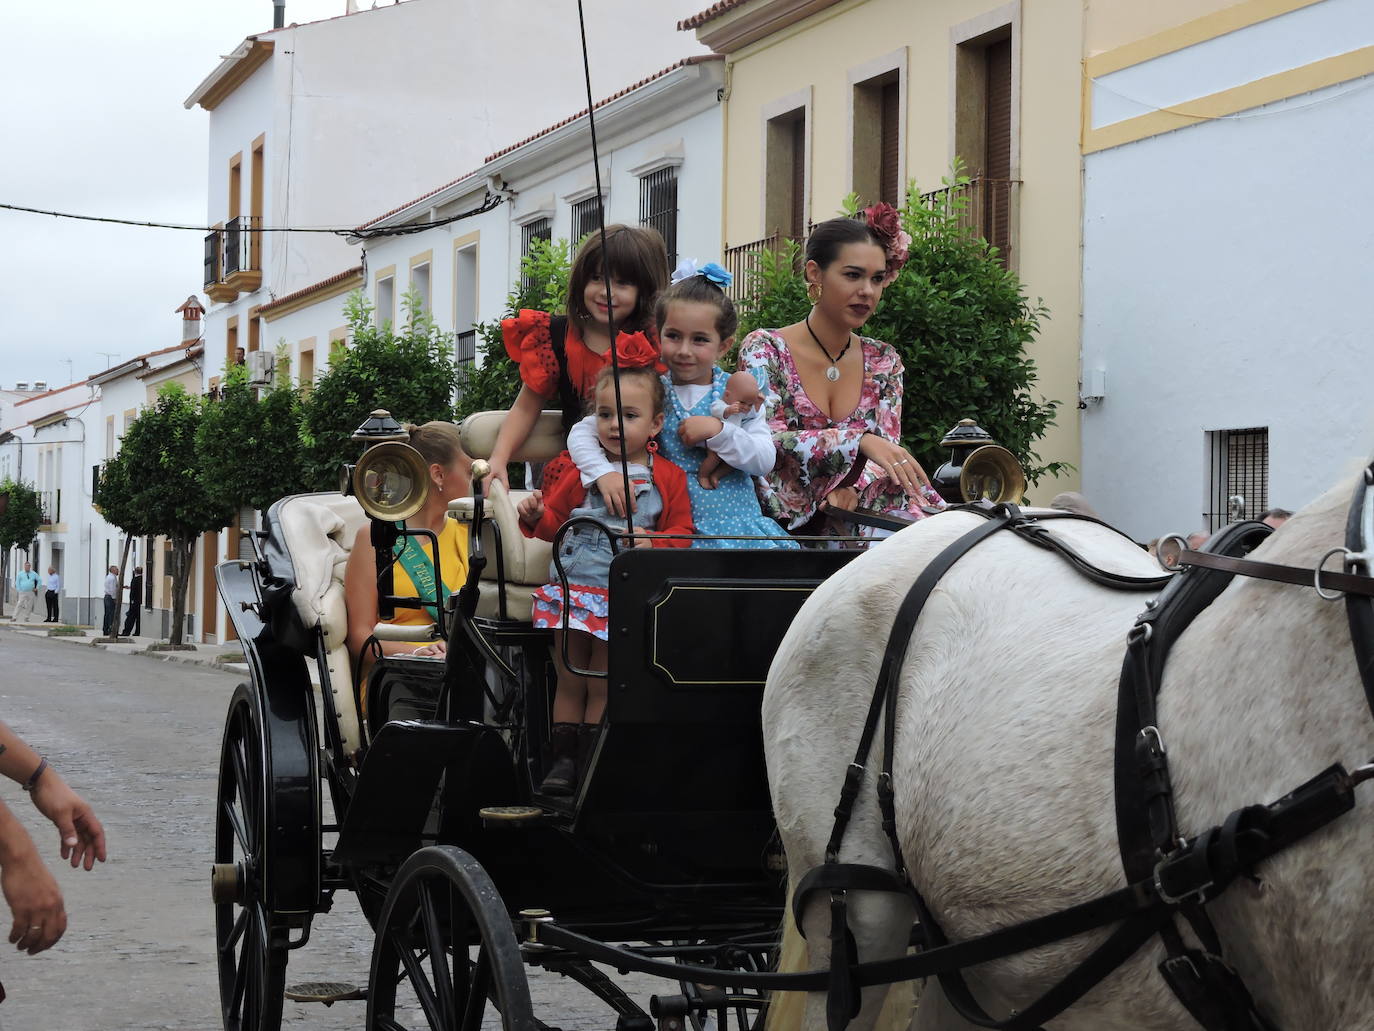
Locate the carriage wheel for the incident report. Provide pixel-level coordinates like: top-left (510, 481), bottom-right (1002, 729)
top-left (215, 684), bottom-right (288, 1031)
top-left (366, 846), bottom-right (536, 1031)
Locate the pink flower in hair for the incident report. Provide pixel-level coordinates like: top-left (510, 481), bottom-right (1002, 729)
top-left (863, 202), bottom-right (910, 284)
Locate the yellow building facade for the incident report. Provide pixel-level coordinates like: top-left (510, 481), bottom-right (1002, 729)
top-left (687, 0), bottom-right (1085, 496)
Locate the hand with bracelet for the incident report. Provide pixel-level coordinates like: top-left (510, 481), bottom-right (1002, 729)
top-left (0, 721), bottom-right (106, 955)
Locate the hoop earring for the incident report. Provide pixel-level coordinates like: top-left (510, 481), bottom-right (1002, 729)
top-left (807, 282), bottom-right (822, 304)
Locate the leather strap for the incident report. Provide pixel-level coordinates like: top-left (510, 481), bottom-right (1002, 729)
top-left (1180, 548), bottom-right (1374, 597)
top-left (1345, 463), bottom-right (1374, 720)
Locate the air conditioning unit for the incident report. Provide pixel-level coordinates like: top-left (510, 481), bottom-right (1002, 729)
top-left (246, 350), bottom-right (275, 386)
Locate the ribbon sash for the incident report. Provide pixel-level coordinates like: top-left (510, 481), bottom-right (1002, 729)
top-left (393, 528), bottom-right (447, 624)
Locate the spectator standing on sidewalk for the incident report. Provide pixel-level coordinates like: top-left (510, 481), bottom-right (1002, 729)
top-left (42, 569), bottom-right (60, 623)
top-left (101, 566), bottom-right (118, 637)
top-left (12, 563), bottom-right (40, 624)
top-left (120, 566), bottom-right (143, 638)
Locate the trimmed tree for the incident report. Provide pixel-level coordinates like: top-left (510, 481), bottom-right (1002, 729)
top-left (198, 360), bottom-right (307, 516)
top-left (300, 289), bottom-right (460, 490)
top-left (0, 478), bottom-right (43, 619)
top-left (735, 170), bottom-right (1065, 485)
top-left (96, 384), bottom-right (233, 645)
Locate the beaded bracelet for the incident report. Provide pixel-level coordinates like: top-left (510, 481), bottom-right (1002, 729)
top-left (21, 757), bottom-right (47, 793)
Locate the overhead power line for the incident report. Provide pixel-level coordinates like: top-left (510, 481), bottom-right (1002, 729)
top-left (0, 192), bottom-right (504, 240)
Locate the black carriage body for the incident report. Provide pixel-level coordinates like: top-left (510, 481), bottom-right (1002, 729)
top-left (329, 545), bottom-right (854, 938)
top-left (217, 490), bottom-right (861, 1031)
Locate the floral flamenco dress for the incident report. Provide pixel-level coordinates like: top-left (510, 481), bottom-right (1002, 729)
top-left (520, 456), bottom-right (694, 638)
top-left (736, 329), bottom-right (945, 533)
top-left (502, 309), bottom-right (660, 493)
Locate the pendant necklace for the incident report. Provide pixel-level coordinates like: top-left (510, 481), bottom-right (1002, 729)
top-left (805, 313), bottom-right (852, 381)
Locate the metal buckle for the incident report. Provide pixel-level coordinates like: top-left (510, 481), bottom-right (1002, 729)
top-left (1156, 534), bottom-right (1191, 571)
top-left (1315, 547), bottom-right (1352, 601)
top-left (1139, 725), bottom-right (1166, 756)
top-left (1153, 851), bottom-right (1213, 906)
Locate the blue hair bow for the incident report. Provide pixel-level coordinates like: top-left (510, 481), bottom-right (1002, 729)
top-left (670, 258), bottom-right (733, 289)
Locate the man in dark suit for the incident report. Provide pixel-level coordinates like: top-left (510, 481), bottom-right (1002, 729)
top-left (120, 567), bottom-right (143, 638)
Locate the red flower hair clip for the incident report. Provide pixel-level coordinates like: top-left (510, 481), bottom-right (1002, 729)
top-left (613, 331), bottom-right (661, 370)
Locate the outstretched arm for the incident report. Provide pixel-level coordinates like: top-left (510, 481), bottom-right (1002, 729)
top-left (0, 723), bottom-right (105, 870)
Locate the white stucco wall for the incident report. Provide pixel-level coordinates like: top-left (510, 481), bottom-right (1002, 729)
top-left (197, 0), bottom-right (708, 383)
top-left (359, 68), bottom-right (724, 371)
top-left (1081, 75), bottom-right (1374, 541)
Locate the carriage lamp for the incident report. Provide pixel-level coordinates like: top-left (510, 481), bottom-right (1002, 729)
top-left (931, 419), bottom-right (1027, 504)
top-left (346, 410), bottom-right (431, 522)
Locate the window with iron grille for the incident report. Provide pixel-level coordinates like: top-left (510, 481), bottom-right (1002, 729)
top-left (1207, 427), bottom-right (1269, 530)
top-left (520, 218), bottom-right (552, 293)
top-left (455, 330), bottom-right (477, 366)
top-left (571, 196), bottom-right (604, 248)
top-left (639, 168), bottom-right (678, 266)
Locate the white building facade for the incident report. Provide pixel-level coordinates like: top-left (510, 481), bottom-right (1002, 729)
top-left (184, 0), bottom-right (707, 641)
top-left (1079, 0), bottom-right (1374, 541)
top-left (354, 57), bottom-right (726, 381)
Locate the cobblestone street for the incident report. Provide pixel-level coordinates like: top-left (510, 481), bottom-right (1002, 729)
top-left (0, 628), bottom-right (664, 1030)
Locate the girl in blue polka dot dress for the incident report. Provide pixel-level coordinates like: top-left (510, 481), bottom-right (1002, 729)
top-left (567, 261), bottom-right (797, 549)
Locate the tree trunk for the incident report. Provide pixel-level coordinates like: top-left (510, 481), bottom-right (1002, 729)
top-left (0, 551), bottom-right (8, 619)
top-left (169, 534), bottom-right (195, 647)
top-left (113, 533), bottom-right (133, 638)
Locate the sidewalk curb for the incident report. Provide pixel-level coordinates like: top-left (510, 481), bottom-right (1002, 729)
top-left (0, 621), bottom-right (246, 671)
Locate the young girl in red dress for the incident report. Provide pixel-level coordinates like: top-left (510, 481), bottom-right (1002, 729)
top-left (489, 225), bottom-right (669, 494)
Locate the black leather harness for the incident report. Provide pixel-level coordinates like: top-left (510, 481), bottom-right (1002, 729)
top-left (795, 480), bottom-right (1374, 1031)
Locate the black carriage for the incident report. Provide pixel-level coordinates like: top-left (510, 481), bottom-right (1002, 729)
top-left (210, 408), bottom-right (862, 1031)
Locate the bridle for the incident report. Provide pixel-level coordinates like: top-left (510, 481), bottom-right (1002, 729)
top-left (795, 463), bottom-right (1374, 1031)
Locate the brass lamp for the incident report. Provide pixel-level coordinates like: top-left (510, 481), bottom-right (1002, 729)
top-left (930, 419), bottom-right (1027, 504)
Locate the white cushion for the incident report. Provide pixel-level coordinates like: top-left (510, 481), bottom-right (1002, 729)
top-left (459, 409), bottom-right (567, 464)
top-left (271, 492), bottom-right (368, 755)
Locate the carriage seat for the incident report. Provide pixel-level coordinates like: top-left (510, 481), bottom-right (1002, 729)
top-left (454, 410), bottom-right (565, 624)
top-left (265, 491), bottom-right (370, 756)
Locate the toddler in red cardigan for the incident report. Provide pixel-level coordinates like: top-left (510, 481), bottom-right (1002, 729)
top-left (517, 364), bottom-right (693, 794)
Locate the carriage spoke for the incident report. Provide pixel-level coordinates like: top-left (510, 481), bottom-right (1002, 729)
top-left (229, 924), bottom-right (250, 1019)
top-left (391, 921), bottom-right (445, 1028)
top-left (220, 905), bottom-right (249, 955)
top-left (417, 880), bottom-right (457, 1023)
top-left (223, 798), bottom-right (250, 855)
top-left (460, 946), bottom-right (492, 1030)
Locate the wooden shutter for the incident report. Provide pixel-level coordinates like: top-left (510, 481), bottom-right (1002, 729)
top-left (880, 80), bottom-right (900, 206)
top-left (983, 38), bottom-right (1012, 260)
top-left (789, 116), bottom-right (806, 239)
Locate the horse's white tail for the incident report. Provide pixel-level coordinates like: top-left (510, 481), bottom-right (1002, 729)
top-left (767, 881), bottom-right (918, 1031)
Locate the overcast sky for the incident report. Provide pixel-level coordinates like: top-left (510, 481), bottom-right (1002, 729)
top-left (0, 0), bottom-right (706, 393)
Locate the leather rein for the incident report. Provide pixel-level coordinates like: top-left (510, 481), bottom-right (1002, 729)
top-left (795, 471), bottom-right (1374, 1031)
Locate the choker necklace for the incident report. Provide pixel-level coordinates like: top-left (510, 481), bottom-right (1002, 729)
top-left (805, 313), bottom-right (852, 381)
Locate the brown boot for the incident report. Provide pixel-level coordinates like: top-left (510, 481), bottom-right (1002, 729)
top-left (539, 723), bottom-right (579, 796)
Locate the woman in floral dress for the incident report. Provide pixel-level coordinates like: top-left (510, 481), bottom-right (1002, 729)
top-left (736, 209), bottom-right (944, 535)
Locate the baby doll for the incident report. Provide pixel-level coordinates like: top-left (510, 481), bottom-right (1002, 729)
top-left (698, 370), bottom-right (766, 490)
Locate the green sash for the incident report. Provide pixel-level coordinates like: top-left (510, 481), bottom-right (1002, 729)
top-left (392, 526), bottom-right (449, 624)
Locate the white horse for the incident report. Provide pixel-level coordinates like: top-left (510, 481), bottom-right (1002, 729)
top-left (765, 474), bottom-right (1374, 1030)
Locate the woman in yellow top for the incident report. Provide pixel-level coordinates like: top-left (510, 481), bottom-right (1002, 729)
top-left (345, 421), bottom-right (471, 713)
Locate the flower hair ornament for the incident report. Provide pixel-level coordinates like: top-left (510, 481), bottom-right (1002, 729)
top-left (670, 257), bottom-right (733, 290)
top-left (611, 331), bottom-right (660, 370)
top-left (862, 202), bottom-right (911, 284)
